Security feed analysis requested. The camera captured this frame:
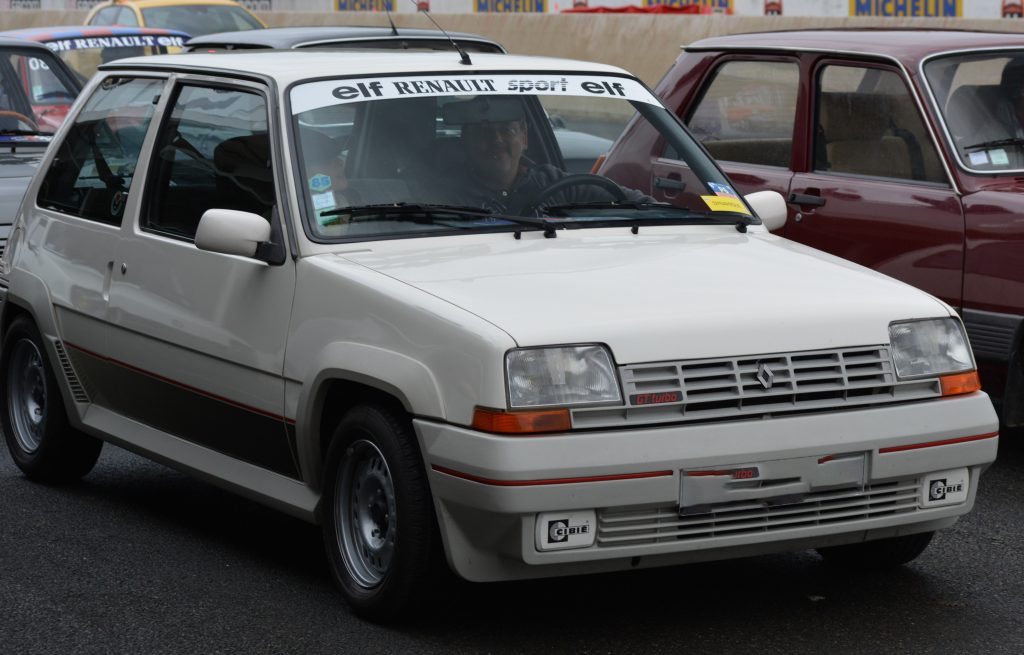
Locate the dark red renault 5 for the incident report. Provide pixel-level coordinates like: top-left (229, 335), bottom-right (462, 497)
top-left (601, 29), bottom-right (1024, 425)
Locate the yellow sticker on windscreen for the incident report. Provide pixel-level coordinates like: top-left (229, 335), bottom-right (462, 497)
top-left (701, 195), bottom-right (751, 215)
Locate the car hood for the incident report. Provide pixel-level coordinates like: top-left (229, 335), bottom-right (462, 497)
top-left (0, 151), bottom-right (40, 234)
top-left (338, 228), bottom-right (949, 364)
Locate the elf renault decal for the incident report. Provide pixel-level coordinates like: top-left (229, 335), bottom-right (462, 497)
top-left (45, 35), bottom-right (186, 52)
top-left (290, 74), bottom-right (660, 114)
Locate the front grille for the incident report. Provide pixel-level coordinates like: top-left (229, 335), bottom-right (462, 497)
top-left (597, 480), bottom-right (919, 547)
top-left (572, 346), bottom-right (940, 429)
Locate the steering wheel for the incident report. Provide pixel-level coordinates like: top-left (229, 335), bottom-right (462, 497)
top-left (524, 173), bottom-right (627, 215)
top-left (0, 110), bottom-right (40, 132)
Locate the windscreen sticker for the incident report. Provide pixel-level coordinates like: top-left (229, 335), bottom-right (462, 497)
top-left (308, 173), bottom-right (332, 192)
top-left (44, 35), bottom-right (185, 52)
top-left (969, 150), bottom-right (989, 166)
top-left (707, 182), bottom-right (738, 199)
top-left (312, 191), bottom-right (336, 211)
top-left (290, 74), bottom-right (660, 114)
top-left (701, 195), bottom-right (751, 215)
top-left (989, 149), bottom-right (1010, 166)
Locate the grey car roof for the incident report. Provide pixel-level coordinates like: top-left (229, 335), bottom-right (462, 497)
top-left (185, 26), bottom-right (506, 53)
top-left (0, 36), bottom-right (61, 51)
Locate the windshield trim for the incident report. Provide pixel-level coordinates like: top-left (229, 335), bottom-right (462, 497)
top-left (920, 46), bottom-right (1024, 178)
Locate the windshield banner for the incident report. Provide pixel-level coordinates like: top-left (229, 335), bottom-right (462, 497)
top-left (291, 74), bottom-right (660, 114)
top-left (44, 35), bottom-right (186, 52)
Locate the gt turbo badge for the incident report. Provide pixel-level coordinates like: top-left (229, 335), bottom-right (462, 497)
top-left (535, 510), bottom-right (596, 551)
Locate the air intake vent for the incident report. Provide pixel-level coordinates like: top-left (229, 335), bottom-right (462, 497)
top-left (53, 341), bottom-right (90, 404)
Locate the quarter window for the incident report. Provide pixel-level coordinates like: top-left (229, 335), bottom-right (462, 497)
top-left (814, 65), bottom-right (947, 184)
top-left (36, 77), bottom-right (163, 225)
top-left (682, 60), bottom-right (799, 167)
top-left (144, 85), bottom-right (273, 240)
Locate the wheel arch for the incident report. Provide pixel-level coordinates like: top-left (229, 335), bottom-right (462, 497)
top-left (292, 342), bottom-right (445, 494)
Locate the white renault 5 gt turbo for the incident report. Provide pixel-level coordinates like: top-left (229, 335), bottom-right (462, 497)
top-left (0, 50), bottom-right (998, 621)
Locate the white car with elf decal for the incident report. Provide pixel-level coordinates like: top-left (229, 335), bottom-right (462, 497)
top-left (0, 49), bottom-right (998, 621)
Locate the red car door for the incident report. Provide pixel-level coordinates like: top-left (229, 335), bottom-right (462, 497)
top-left (785, 60), bottom-right (964, 308)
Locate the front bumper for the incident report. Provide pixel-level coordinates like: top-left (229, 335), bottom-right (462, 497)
top-left (415, 392), bottom-right (998, 582)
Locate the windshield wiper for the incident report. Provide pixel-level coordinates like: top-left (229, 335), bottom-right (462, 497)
top-left (319, 203), bottom-right (560, 237)
top-left (963, 137), bottom-right (1024, 152)
top-left (542, 202), bottom-right (757, 233)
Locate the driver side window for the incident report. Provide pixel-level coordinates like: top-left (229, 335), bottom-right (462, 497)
top-left (143, 84), bottom-right (273, 240)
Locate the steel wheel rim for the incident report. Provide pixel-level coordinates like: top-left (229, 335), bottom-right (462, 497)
top-left (335, 439), bottom-right (397, 588)
top-left (7, 338), bottom-right (47, 454)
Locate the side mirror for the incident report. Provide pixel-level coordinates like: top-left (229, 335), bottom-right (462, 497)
top-left (195, 208), bottom-right (271, 258)
top-left (744, 190), bottom-right (787, 232)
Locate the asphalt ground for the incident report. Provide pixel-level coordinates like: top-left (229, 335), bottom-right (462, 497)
top-left (1, 429), bottom-right (1022, 655)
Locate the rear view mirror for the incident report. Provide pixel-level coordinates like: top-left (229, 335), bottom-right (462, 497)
top-left (195, 208), bottom-right (271, 258)
top-left (744, 190), bottom-right (787, 232)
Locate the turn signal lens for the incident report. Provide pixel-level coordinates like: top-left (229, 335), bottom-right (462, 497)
top-left (940, 371), bottom-right (981, 397)
top-left (472, 407), bottom-right (571, 434)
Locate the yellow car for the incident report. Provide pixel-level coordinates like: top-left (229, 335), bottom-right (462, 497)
top-left (85, 0), bottom-right (265, 37)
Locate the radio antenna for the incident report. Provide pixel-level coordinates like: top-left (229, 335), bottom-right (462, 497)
top-left (408, 0), bottom-right (472, 65)
top-left (383, 6), bottom-right (399, 36)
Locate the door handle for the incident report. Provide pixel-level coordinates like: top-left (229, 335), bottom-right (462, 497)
top-left (788, 192), bottom-right (826, 207)
top-left (654, 176), bottom-right (686, 191)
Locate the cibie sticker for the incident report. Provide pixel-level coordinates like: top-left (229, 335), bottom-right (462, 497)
top-left (920, 468), bottom-right (969, 508)
top-left (290, 74), bottom-right (661, 114)
top-left (309, 173), bottom-right (332, 192)
top-left (708, 181), bottom-right (739, 199)
top-left (701, 195), bottom-right (751, 215)
top-left (535, 510), bottom-right (596, 551)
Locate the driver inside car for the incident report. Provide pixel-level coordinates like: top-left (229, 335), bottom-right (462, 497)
top-left (438, 96), bottom-right (654, 215)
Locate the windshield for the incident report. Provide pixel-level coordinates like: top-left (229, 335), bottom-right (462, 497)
top-left (141, 6), bottom-right (262, 36)
top-left (0, 48), bottom-right (78, 136)
top-left (925, 50), bottom-right (1024, 172)
top-left (289, 72), bottom-right (748, 240)
top-left (46, 33), bottom-right (187, 82)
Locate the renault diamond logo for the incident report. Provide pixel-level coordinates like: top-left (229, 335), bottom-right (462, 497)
top-left (756, 362), bottom-right (775, 390)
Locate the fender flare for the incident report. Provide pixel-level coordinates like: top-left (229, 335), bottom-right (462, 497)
top-left (292, 341), bottom-right (445, 489)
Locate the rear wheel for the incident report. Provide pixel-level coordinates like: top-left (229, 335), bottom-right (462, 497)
top-left (816, 531), bottom-right (935, 569)
top-left (322, 404), bottom-right (439, 622)
top-left (1, 316), bottom-right (102, 483)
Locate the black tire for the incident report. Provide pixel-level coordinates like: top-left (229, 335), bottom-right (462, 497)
top-left (1, 315), bottom-right (102, 483)
top-left (321, 404), bottom-right (440, 622)
top-left (816, 531), bottom-right (935, 569)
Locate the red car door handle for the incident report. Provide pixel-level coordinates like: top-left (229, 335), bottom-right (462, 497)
top-left (788, 192), bottom-right (827, 207)
top-left (654, 176), bottom-right (686, 191)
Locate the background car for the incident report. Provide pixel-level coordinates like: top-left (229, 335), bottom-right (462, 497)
top-left (0, 26), bottom-right (189, 83)
top-left (0, 37), bottom-right (81, 256)
top-left (600, 29), bottom-right (1024, 427)
top-left (85, 0), bottom-right (264, 37)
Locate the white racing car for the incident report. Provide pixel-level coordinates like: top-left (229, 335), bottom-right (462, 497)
top-left (0, 49), bottom-right (998, 621)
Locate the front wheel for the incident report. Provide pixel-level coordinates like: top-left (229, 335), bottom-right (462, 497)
top-left (322, 404), bottom-right (440, 621)
top-left (1, 316), bottom-right (102, 483)
top-left (816, 531), bottom-right (935, 569)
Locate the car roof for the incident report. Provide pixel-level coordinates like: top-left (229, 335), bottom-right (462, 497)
top-left (186, 26), bottom-right (505, 52)
top-left (0, 25), bottom-right (191, 41)
top-left (0, 35), bottom-right (61, 52)
top-left (686, 29), bottom-right (1024, 66)
top-left (102, 50), bottom-right (631, 84)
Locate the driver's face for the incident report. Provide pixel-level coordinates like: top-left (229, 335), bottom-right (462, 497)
top-left (462, 119), bottom-right (528, 189)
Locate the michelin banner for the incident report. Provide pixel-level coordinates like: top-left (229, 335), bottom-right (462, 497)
top-left (849, 0), bottom-right (960, 16)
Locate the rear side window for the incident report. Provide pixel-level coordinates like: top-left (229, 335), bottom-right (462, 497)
top-left (682, 60), bottom-right (799, 168)
top-left (37, 77), bottom-right (163, 225)
top-left (143, 84), bottom-right (272, 240)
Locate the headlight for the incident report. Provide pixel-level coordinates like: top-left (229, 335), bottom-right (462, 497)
top-left (889, 318), bottom-right (974, 379)
top-left (506, 345), bottom-right (622, 408)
